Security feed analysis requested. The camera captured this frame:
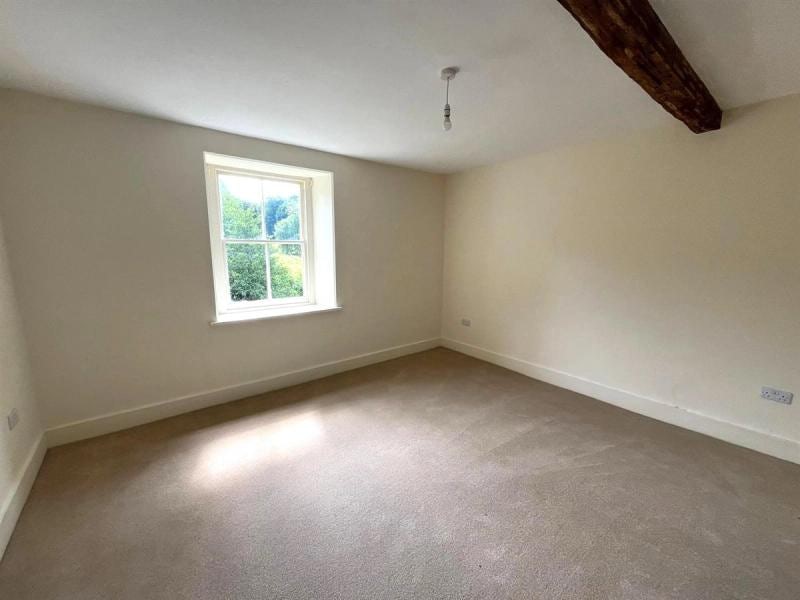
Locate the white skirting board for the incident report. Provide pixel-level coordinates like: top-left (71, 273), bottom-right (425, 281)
top-left (46, 338), bottom-right (441, 447)
top-left (42, 335), bottom-right (800, 457)
top-left (442, 338), bottom-right (800, 465)
top-left (0, 434), bottom-right (46, 561)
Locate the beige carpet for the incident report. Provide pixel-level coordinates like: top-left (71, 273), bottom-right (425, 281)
top-left (1, 348), bottom-right (798, 599)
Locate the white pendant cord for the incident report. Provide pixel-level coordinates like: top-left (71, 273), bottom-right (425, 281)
top-left (440, 67), bottom-right (458, 132)
top-left (443, 75), bottom-right (452, 130)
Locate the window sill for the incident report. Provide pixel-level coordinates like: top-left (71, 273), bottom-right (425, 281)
top-left (210, 304), bottom-right (342, 325)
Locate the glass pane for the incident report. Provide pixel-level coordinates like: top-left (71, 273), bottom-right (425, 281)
top-left (220, 174), bottom-right (263, 240)
top-left (269, 243), bottom-right (304, 299)
top-left (264, 180), bottom-right (302, 241)
top-left (226, 243), bottom-right (267, 301)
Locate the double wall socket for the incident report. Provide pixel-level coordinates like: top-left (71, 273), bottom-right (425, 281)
top-left (761, 387), bottom-right (793, 405)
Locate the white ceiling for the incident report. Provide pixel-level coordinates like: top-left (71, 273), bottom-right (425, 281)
top-left (1, 1), bottom-right (799, 173)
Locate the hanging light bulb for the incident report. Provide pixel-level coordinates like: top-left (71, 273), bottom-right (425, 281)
top-left (440, 67), bottom-right (458, 131)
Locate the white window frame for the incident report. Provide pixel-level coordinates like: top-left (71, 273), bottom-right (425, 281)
top-left (204, 153), bottom-right (338, 324)
top-left (206, 164), bottom-right (315, 315)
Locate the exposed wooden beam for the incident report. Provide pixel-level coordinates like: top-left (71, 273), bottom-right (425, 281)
top-left (557, 0), bottom-right (722, 133)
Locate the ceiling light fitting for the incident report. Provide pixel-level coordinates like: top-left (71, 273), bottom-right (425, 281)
top-left (440, 67), bottom-right (458, 131)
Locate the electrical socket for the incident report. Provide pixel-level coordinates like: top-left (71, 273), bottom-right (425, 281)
top-left (761, 386), bottom-right (793, 405)
top-left (461, 318), bottom-right (471, 327)
top-left (7, 408), bottom-right (19, 431)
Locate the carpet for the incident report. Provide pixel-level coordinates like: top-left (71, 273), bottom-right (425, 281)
top-left (1, 348), bottom-right (798, 599)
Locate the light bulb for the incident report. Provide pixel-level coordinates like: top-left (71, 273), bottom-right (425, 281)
top-left (439, 68), bottom-right (458, 132)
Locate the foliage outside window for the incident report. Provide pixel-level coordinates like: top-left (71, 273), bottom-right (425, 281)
top-left (212, 169), bottom-right (311, 311)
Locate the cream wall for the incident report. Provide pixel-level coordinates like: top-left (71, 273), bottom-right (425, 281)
top-left (1, 88), bottom-right (797, 463)
top-left (0, 90), bottom-right (444, 433)
top-left (442, 94), bottom-right (800, 460)
top-left (0, 214), bottom-right (43, 556)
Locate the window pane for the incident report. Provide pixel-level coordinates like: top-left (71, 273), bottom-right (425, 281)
top-left (269, 243), bottom-right (304, 299)
top-left (264, 181), bottom-right (302, 241)
top-left (226, 243), bottom-right (267, 301)
top-left (220, 174), bottom-right (263, 240)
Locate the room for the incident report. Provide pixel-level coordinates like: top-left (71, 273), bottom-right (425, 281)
top-left (0, 1), bottom-right (798, 598)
